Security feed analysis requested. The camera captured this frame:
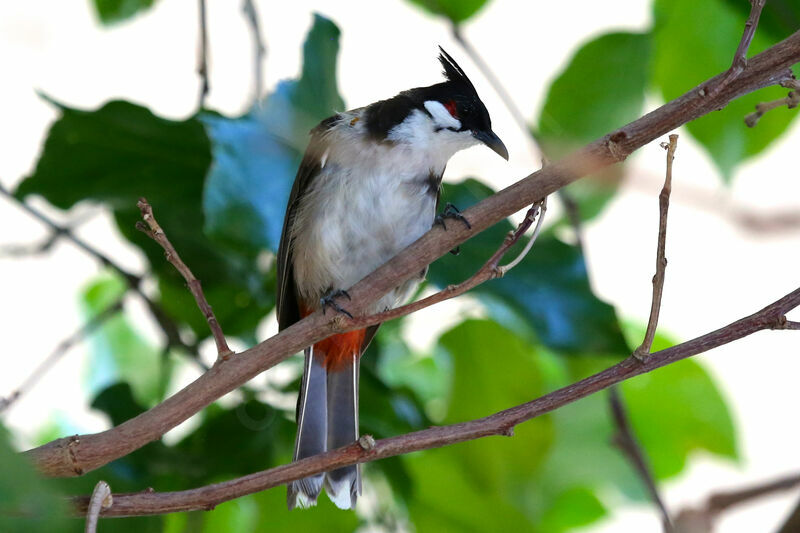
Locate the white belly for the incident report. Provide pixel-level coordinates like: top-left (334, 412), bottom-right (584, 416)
top-left (291, 150), bottom-right (439, 313)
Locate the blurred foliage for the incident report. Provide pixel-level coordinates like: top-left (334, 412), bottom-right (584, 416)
top-left (406, 0), bottom-right (490, 24)
top-left (91, 0), bottom-right (157, 25)
top-left (9, 0), bottom-right (793, 529)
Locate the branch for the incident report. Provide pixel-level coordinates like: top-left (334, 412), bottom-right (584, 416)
top-left (672, 472), bottom-right (800, 532)
top-left (136, 198), bottom-right (233, 360)
top-left (84, 481), bottom-right (112, 533)
top-left (196, 0), bottom-right (209, 109)
top-left (777, 494), bottom-right (800, 533)
top-left (242, 0), bottom-right (266, 103)
top-left (71, 288), bottom-right (800, 517)
top-left (26, 29), bottom-right (800, 478)
top-left (715, 0), bottom-right (766, 93)
top-left (0, 182), bottom-right (200, 362)
top-left (344, 198), bottom-right (546, 330)
top-left (634, 134), bottom-right (678, 359)
top-left (0, 298), bottom-right (124, 414)
top-left (609, 388), bottom-right (672, 531)
top-left (745, 78), bottom-right (800, 127)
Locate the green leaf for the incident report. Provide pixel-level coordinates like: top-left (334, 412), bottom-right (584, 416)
top-left (81, 274), bottom-right (166, 406)
top-left (538, 487), bottom-right (607, 533)
top-left (405, 0), bottom-right (490, 23)
top-left (0, 424), bottom-right (68, 532)
top-left (203, 14), bottom-right (344, 253)
top-left (15, 98), bottom-right (275, 341)
top-left (438, 320), bottom-right (553, 490)
top-left (91, 0), bottom-right (156, 25)
top-left (429, 179), bottom-right (630, 355)
top-left (536, 32), bottom-right (651, 221)
top-left (652, 0), bottom-right (798, 180)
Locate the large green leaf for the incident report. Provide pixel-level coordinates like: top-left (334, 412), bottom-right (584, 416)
top-left (428, 179), bottom-right (630, 355)
top-left (652, 0), bottom-right (798, 180)
top-left (91, 0), bottom-right (157, 25)
top-left (0, 424), bottom-right (67, 532)
top-left (203, 14), bottom-right (344, 254)
top-left (536, 32), bottom-right (651, 221)
top-left (406, 0), bottom-right (490, 23)
top-left (14, 98), bottom-right (274, 341)
top-left (404, 320), bottom-right (551, 531)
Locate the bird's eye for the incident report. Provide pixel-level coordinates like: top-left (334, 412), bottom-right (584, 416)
top-left (444, 100), bottom-right (459, 119)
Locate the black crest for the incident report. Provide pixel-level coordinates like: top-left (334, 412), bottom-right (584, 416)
top-left (438, 46), bottom-right (478, 96)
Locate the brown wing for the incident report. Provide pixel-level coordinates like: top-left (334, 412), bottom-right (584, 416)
top-left (276, 116), bottom-right (338, 331)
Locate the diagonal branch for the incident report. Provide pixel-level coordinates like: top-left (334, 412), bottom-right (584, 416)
top-left (714, 0), bottom-right (766, 94)
top-left (70, 287), bottom-right (800, 517)
top-left (609, 387), bottom-right (672, 531)
top-left (25, 29), bottom-right (800, 479)
top-left (634, 134), bottom-right (678, 359)
top-left (0, 182), bottom-right (199, 360)
top-left (136, 198), bottom-right (233, 360)
top-left (0, 298), bottom-right (124, 414)
top-left (344, 198), bottom-right (546, 330)
top-left (745, 78), bottom-right (800, 127)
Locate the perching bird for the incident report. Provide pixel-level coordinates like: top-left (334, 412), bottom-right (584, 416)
top-left (276, 47), bottom-right (508, 510)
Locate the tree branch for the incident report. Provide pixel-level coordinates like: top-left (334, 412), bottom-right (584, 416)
top-left (745, 78), bottom-right (800, 127)
top-left (136, 198), bottom-right (233, 360)
top-left (609, 387), bottom-right (673, 531)
top-left (196, 0), bottom-right (209, 109)
top-left (634, 134), bottom-right (678, 359)
top-left (71, 287), bottom-right (800, 517)
top-left (715, 0), bottom-right (766, 93)
top-left (0, 298), bottom-right (124, 414)
top-left (777, 494), bottom-right (800, 533)
top-left (344, 198), bottom-right (546, 330)
top-left (0, 182), bottom-right (201, 363)
top-left (26, 29), bottom-right (800, 479)
top-left (242, 0), bottom-right (265, 104)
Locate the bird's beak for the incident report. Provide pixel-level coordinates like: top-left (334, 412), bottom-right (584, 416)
top-left (473, 129), bottom-right (509, 160)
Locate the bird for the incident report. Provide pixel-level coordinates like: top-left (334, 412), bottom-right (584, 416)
top-left (276, 47), bottom-right (508, 510)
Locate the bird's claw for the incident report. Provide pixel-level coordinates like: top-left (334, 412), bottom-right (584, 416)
top-left (320, 289), bottom-right (353, 318)
top-left (434, 203), bottom-right (471, 231)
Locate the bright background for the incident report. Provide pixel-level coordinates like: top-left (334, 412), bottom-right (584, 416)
top-left (1, 1), bottom-right (799, 531)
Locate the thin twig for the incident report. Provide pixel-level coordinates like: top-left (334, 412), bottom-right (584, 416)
top-left (196, 0), bottom-right (209, 109)
top-left (69, 288), bottom-right (800, 517)
top-left (26, 29), bottom-right (800, 478)
top-left (609, 388), bottom-right (673, 531)
top-left (707, 472), bottom-right (800, 514)
top-left (745, 78), bottom-right (800, 127)
top-left (634, 135), bottom-right (678, 360)
top-left (713, 0), bottom-right (766, 94)
top-left (0, 182), bottom-right (198, 358)
top-left (136, 198), bottom-right (233, 360)
top-left (84, 481), bottom-right (112, 533)
top-left (342, 198), bottom-right (546, 331)
top-left (0, 298), bottom-right (124, 414)
top-left (242, 0), bottom-right (266, 104)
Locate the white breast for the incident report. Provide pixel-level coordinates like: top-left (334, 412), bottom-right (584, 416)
top-left (290, 110), bottom-right (460, 313)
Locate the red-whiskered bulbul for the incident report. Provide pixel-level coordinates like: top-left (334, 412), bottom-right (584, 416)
top-left (277, 48), bottom-right (508, 510)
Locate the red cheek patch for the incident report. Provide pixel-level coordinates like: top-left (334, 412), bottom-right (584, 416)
top-left (444, 100), bottom-right (458, 118)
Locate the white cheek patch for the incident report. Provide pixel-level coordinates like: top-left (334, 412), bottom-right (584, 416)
top-left (424, 100), bottom-right (462, 130)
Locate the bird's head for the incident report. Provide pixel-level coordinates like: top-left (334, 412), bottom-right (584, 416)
top-left (365, 48), bottom-right (508, 161)
top-left (421, 47), bottom-right (508, 160)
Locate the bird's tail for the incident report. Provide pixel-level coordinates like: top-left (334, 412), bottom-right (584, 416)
top-left (288, 333), bottom-right (363, 510)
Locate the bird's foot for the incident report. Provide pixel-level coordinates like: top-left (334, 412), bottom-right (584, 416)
top-left (434, 203), bottom-right (470, 255)
top-left (320, 289), bottom-right (353, 318)
top-left (434, 203), bottom-right (472, 231)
